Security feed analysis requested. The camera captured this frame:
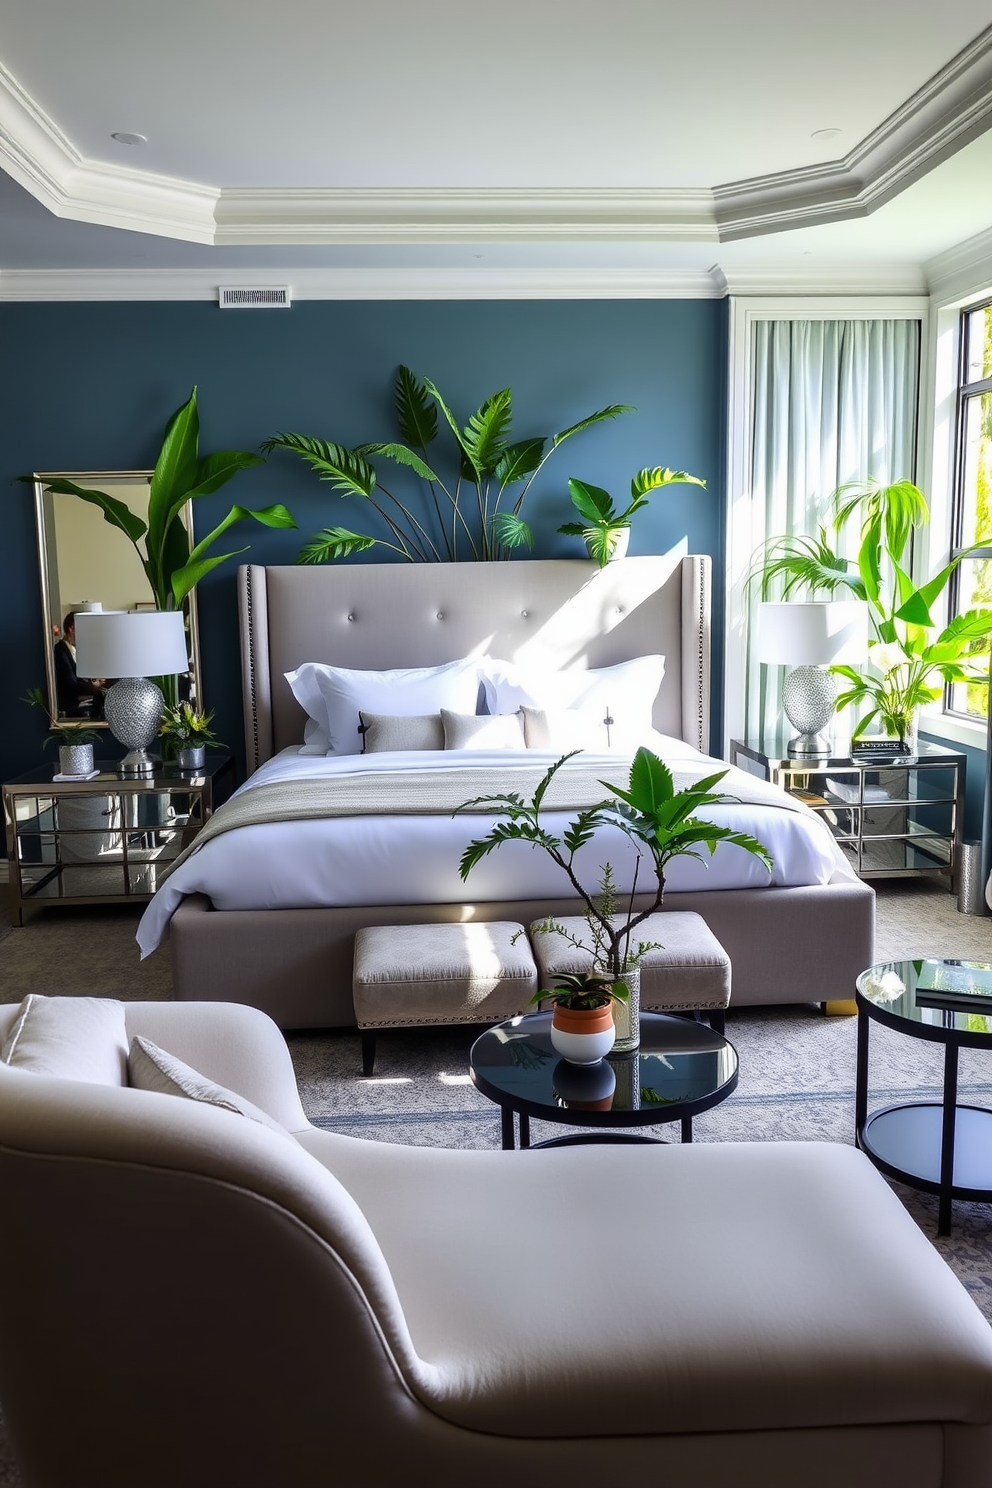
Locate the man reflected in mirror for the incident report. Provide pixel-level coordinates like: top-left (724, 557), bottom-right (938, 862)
top-left (54, 612), bottom-right (106, 718)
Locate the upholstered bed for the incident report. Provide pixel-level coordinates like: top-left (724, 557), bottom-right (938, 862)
top-left (157, 554), bottom-right (874, 1029)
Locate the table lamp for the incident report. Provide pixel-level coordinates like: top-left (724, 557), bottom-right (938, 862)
top-left (755, 600), bottom-right (868, 756)
top-left (74, 609), bottom-right (189, 776)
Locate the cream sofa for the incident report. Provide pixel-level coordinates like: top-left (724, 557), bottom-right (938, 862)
top-left (1, 995), bottom-right (992, 1488)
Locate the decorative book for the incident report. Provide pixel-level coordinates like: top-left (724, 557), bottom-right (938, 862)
top-left (915, 961), bottom-right (992, 1012)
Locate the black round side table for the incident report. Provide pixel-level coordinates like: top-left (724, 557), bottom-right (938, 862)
top-left (855, 958), bottom-right (992, 1235)
top-left (469, 1010), bottom-right (738, 1149)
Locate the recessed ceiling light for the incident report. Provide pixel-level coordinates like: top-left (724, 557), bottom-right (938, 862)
top-left (111, 132), bottom-right (147, 146)
top-left (810, 127), bottom-right (842, 141)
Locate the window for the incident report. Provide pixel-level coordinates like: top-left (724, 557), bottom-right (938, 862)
top-left (948, 300), bottom-right (992, 721)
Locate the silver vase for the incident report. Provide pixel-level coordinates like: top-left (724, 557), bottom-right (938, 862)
top-left (176, 745), bottom-right (207, 770)
top-left (58, 742), bottom-right (95, 776)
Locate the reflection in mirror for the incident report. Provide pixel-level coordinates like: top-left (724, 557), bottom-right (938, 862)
top-left (32, 472), bottom-right (202, 728)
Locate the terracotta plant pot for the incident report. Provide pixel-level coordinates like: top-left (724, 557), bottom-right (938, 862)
top-left (549, 1001), bottom-right (616, 1065)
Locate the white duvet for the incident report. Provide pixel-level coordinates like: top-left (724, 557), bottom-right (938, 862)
top-left (136, 732), bottom-right (858, 957)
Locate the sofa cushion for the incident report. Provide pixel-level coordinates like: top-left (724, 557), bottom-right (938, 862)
top-left (1, 994), bottom-right (128, 1085)
top-left (127, 1036), bottom-right (290, 1135)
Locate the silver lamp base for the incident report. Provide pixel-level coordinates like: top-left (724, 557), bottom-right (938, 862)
top-left (783, 665), bottom-right (835, 758)
top-left (103, 676), bottom-right (164, 776)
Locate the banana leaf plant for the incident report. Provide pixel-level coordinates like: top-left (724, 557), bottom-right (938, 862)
top-left (747, 478), bottom-right (992, 739)
top-left (262, 366), bottom-right (632, 563)
top-left (559, 466), bottom-right (706, 566)
top-left (26, 387), bottom-right (295, 610)
top-left (457, 748), bottom-right (772, 989)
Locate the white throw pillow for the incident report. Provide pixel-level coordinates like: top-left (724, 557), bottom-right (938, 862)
top-left (481, 655), bottom-right (665, 749)
top-left (286, 658), bottom-right (483, 756)
top-left (441, 710), bottom-right (525, 750)
top-left (518, 705), bottom-right (624, 751)
top-left (127, 1036), bottom-right (289, 1134)
top-left (360, 711), bottom-right (445, 753)
top-left (1, 994), bottom-right (128, 1085)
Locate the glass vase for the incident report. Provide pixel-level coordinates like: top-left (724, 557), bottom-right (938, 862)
top-left (610, 964), bottom-right (641, 1053)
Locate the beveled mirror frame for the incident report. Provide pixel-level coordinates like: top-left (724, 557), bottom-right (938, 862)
top-left (32, 471), bottom-right (203, 728)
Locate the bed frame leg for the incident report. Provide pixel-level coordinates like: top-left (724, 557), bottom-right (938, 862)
top-left (361, 1030), bottom-right (377, 1076)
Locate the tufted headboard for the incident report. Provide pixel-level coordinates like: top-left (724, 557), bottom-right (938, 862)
top-left (238, 553), bottom-right (711, 772)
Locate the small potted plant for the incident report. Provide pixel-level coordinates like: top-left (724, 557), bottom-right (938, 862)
top-left (458, 748), bottom-right (772, 1059)
top-left (158, 702), bottom-right (221, 770)
top-left (558, 466), bottom-right (706, 566)
top-left (535, 970), bottom-right (628, 1065)
top-left (22, 687), bottom-right (99, 776)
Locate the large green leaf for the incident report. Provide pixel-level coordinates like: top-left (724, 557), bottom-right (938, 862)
top-left (495, 437), bottom-right (545, 486)
top-left (146, 388), bottom-right (201, 571)
top-left (566, 478), bottom-right (615, 524)
top-left (297, 528), bottom-right (378, 564)
top-left (394, 365), bottom-right (438, 448)
top-left (422, 379), bottom-right (479, 478)
top-left (463, 388), bottom-right (513, 475)
top-left (171, 550), bottom-right (248, 607)
top-left (552, 404), bottom-right (633, 446)
top-left (364, 442), bottom-right (439, 483)
top-left (631, 467), bottom-right (706, 497)
top-left (492, 511), bottom-right (534, 550)
top-left (262, 434), bottom-right (377, 498)
top-left (33, 478), bottom-right (148, 545)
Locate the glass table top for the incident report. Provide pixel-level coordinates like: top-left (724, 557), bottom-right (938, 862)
top-left (857, 959), bottom-right (992, 1038)
top-left (470, 1011), bottom-right (738, 1126)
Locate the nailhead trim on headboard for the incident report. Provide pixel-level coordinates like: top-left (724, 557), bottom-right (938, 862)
top-left (245, 564), bottom-right (261, 774)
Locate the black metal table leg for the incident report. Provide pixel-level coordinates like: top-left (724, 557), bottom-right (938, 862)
top-left (939, 1043), bottom-right (960, 1236)
top-left (855, 1003), bottom-right (870, 1145)
top-left (500, 1106), bottom-right (515, 1150)
top-left (519, 1113), bottom-right (531, 1149)
top-left (681, 1115), bottom-right (693, 1143)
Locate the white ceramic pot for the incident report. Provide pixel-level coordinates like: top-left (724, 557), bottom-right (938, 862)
top-left (549, 1003), bottom-right (616, 1065)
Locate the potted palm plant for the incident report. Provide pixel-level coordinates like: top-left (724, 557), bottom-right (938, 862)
top-left (457, 748), bottom-right (772, 1059)
top-left (263, 365), bottom-right (632, 563)
top-left (22, 687), bottom-right (99, 775)
top-left (558, 466), bottom-right (706, 566)
top-left (158, 702), bottom-right (221, 769)
top-left (749, 478), bottom-right (992, 748)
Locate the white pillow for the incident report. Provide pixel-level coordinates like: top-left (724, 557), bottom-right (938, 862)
top-left (441, 710), bottom-right (525, 750)
top-left (518, 705), bottom-right (620, 751)
top-left (127, 1036), bottom-right (289, 1135)
top-left (286, 658), bottom-right (483, 756)
top-left (1, 994), bottom-right (128, 1085)
top-left (481, 655), bottom-right (665, 748)
top-left (360, 711), bottom-right (444, 753)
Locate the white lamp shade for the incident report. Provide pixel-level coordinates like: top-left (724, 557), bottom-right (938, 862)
top-left (74, 609), bottom-right (189, 678)
top-left (754, 601), bottom-right (868, 667)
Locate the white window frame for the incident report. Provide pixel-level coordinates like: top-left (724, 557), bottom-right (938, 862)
top-left (724, 295), bottom-right (927, 758)
top-left (921, 250), bottom-right (992, 750)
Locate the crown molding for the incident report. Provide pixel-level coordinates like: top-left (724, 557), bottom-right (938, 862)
top-left (0, 265), bottom-right (726, 302)
top-left (713, 24), bottom-right (992, 240)
top-left (212, 187), bottom-right (717, 244)
top-left (1, 28), bottom-right (990, 249)
top-left (924, 224), bottom-right (992, 304)
top-left (713, 264), bottom-right (928, 297)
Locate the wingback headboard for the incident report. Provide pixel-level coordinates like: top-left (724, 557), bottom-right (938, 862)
top-left (238, 553), bottom-right (711, 772)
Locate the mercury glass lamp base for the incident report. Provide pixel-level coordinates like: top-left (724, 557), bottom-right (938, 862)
top-left (117, 748), bottom-right (157, 777)
top-left (787, 731), bottom-right (832, 757)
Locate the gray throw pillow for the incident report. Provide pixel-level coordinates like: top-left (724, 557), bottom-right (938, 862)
top-left (127, 1036), bottom-right (289, 1135)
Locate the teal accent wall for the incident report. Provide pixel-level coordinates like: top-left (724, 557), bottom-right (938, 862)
top-left (0, 298), bottom-right (727, 783)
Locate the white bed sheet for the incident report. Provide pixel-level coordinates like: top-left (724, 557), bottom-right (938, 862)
top-left (136, 733), bottom-right (858, 958)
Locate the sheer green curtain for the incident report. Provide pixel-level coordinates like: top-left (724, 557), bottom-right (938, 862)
top-left (745, 318), bottom-right (921, 743)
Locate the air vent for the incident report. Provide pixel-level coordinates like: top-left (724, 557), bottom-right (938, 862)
top-left (218, 286), bottom-right (292, 309)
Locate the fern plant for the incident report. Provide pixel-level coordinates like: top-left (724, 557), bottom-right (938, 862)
top-left (263, 366), bottom-right (632, 563)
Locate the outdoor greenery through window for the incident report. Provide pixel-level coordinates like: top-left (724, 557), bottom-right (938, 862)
top-left (950, 300), bottom-right (992, 720)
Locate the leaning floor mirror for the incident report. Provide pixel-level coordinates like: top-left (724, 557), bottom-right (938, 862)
top-left (31, 471), bottom-right (202, 728)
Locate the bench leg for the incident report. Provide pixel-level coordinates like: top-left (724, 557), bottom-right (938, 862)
top-left (360, 1030), bottom-right (377, 1077)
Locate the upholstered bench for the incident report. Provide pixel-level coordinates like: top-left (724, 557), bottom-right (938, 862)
top-left (530, 911), bottom-right (731, 1033)
top-left (353, 921), bottom-right (538, 1074)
